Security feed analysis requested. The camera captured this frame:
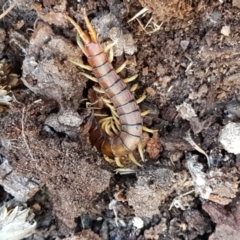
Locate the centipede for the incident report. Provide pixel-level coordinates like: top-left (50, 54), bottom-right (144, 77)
top-left (66, 9), bottom-right (157, 167)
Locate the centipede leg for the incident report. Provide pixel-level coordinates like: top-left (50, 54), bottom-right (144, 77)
top-left (104, 120), bottom-right (115, 136)
top-left (130, 83), bottom-right (138, 92)
top-left (115, 60), bottom-right (128, 73)
top-left (79, 72), bottom-right (98, 82)
top-left (136, 94), bottom-right (147, 104)
top-left (93, 85), bottom-right (105, 93)
top-left (105, 155), bottom-right (124, 167)
top-left (110, 120), bottom-right (119, 135)
top-left (108, 46), bottom-right (114, 63)
top-left (142, 126), bottom-right (158, 133)
top-left (104, 155), bottom-right (116, 164)
top-left (141, 110), bottom-right (150, 116)
top-left (104, 40), bottom-right (117, 53)
top-left (123, 74), bottom-right (138, 83)
top-left (69, 58), bottom-right (92, 71)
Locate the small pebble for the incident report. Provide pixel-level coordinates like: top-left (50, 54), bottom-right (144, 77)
top-left (142, 67), bottom-right (149, 76)
top-left (180, 40), bottom-right (189, 51)
top-left (132, 217), bottom-right (144, 229)
top-left (221, 26), bottom-right (230, 36)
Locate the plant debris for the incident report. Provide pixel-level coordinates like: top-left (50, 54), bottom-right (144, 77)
top-left (0, 200), bottom-right (36, 240)
top-left (187, 155), bottom-right (238, 205)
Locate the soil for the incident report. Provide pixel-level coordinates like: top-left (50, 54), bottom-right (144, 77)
top-left (0, 0), bottom-right (240, 239)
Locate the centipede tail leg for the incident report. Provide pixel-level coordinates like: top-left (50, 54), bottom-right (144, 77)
top-left (129, 153), bottom-right (142, 167)
top-left (137, 142), bottom-right (144, 162)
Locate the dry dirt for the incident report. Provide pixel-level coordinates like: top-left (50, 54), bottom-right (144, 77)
top-left (0, 0), bottom-right (240, 239)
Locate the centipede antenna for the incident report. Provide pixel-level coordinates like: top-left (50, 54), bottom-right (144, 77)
top-left (69, 58), bottom-right (92, 70)
top-left (82, 8), bottom-right (98, 42)
top-left (115, 60), bottom-right (128, 74)
top-left (123, 74), bottom-right (138, 83)
top-left (128, 153), bottom-right (142, 167)
top-left (76, 34), bottom-right (88, 55)
top-left (142, 126), bottom-right (158, 133)
top-left (65, 15), bottom-right (90, 44)
top-left (79, 72), bottom-right (98, 82)
top-left (141, 110), bottom-right (150, 116)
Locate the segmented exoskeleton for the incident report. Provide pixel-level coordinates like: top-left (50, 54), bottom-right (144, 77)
top-left (66, 9), bottom-right (156, 167)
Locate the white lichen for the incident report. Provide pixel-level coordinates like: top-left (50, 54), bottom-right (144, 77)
top-left (0, 200), bottom-right (36, 240)
top-left (219, 122), bottom-right (240, 154)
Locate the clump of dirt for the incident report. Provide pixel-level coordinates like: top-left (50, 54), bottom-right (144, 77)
top-left (91, 12), bottom-right (137, 56)
top-left (127, 166), bottom-right (192, 217)
top-left (63, 230), bottom-right (101, 240)
top-left (0, 98), bottom-right (111, 229)
top-left (21, 22), bottom-right (84, 110)
top-left (143, 207), bottom-right (212, 239)
top-left (139, 0), bottom-right (193, 22)
top-left (202, 197), bottom-right (240, 240)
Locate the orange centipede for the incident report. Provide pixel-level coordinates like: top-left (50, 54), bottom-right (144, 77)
top-left (66, 9), bottom-right (156, 167)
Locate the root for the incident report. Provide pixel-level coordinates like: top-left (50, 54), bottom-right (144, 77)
top-left (0, 2), bottom-right (16, 20)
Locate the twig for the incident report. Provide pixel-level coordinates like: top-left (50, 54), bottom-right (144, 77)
top-left (169, 190), bottom-right (194, 210)
top-left (127, 7), bottom-right (148, 23)
top-left (0, 2), bottom-right (16, 20)
top-left (185, 130), bottom-right (210, 168)
top-left (21, 107), bottom-right (36, 162)
top-left (128, 7), bottom-right (163, 34)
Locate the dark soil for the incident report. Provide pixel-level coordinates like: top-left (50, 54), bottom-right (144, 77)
top-left (0, 0), bottom-right (240, 239)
